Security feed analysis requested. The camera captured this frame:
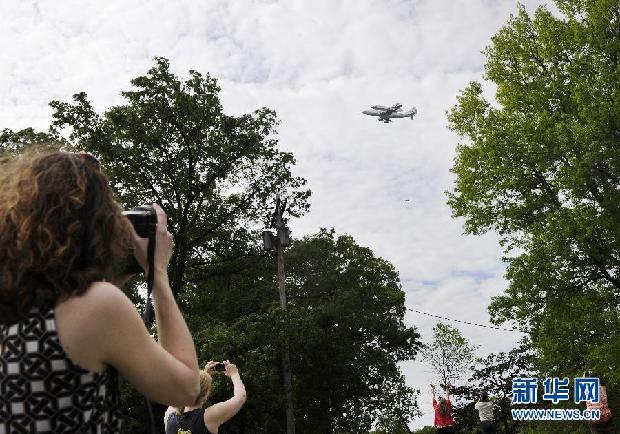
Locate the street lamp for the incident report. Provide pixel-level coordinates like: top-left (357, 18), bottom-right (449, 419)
top-left (262, 230), bottom-right (276, 251)
top-left (262, 194), bottom-right (295, 434)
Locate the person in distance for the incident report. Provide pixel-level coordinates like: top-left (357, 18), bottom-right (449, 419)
top-left (475, 391), bottom-right (496, 434)
top-left (165, 360), bottom-right (247, 434)
top-left (431, 383), bottom-right (456, 433)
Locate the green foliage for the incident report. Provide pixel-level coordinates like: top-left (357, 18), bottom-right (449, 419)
top-left (446, 2), bottom-right (620, 428)
top-left (421, 322), bottom-right (478, 388)
top-left (410, 427), bottom-right (435, 434)
top-left (0, 127), bottom-right (63, 160)
top-left (285, 229), bottom-right (422, 433)
top-left (171, 229), bottom-right (422, 433)
top-left (48, 56), bottom-right (311, 300)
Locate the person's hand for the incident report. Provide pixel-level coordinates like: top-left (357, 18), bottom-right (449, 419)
top-left (204, 361), bottom-right (218, 375)
top-left (224, 360), bottom-right (239, 377)
top-left (128, 203), bottom-right (175, 275)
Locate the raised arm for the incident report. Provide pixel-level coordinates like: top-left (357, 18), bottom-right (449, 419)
top-left (204, 362), bottom-right (247, 431)
top-left (97, 204), bottom-right (199, 405)
top-left (431, 384), bottom-right (436, 403)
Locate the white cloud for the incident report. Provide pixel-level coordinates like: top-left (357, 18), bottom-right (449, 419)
top-left (0, 0), bottom-right (553, 428)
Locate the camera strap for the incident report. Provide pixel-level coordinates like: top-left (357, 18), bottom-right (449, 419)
top-left (144, 224), bottom-right (156, 325)
top-left (142, 220), bottom-right (157, 434)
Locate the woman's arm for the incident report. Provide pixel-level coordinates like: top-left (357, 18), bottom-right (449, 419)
top-left (150, 271), bottom-right (200, 377)
top-left (204, 362), bottom-right (247, 430)
top-left (95, 282), bottom-right (200, 406)
top-left (100, 204), bottom-right (199, 405)
top-left (57, 280), bottom-right (200, 406)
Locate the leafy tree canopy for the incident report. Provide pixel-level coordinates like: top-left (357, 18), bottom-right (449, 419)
top-left (447, 0), bottom-right (620, 398)
top-left (421, 322), bottom-right (478, 389)
top-left (285, 229), bottom-right (422, 433)
top-left (48, 56), bottom-right (311, 299)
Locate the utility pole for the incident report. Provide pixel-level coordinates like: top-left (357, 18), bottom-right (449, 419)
top-left (262, 194), bottom-right (295, 434)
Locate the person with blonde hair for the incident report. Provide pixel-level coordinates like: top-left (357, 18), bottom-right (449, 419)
top-left (0, 148), bottom-right (200, 433)
top-left (165, 360), bottom-right (247, 433)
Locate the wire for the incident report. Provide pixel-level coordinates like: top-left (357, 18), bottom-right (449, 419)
top-left (407, 307), bottom-right (526, 333)
top-left (407, 307), bottom-right (614, 337)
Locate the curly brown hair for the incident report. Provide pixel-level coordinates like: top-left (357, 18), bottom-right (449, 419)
top-left (0, 146), bottom-right (132, 325)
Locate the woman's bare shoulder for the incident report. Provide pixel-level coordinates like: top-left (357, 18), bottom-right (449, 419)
top-left (55, 281), bottom-right (132, 372)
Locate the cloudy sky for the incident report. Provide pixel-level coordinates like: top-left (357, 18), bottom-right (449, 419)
top-left (1, 0), bottom-right (558, 429)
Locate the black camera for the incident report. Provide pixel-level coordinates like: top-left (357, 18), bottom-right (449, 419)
top-left (214, 363), bottom-right (226, 372)
top-left (121, 205), bottom-right (157, 274)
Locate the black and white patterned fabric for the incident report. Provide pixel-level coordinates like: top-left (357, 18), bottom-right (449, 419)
top-left (0, 308), bottom-right (122, 433)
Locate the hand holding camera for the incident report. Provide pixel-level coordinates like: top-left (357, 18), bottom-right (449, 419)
top-left (223, 361), bottom-right (239, 377)
top-left (204, 360), bottom-right (219, 374)
top-left (205, 360), bottom-right (239, 377)
top-left (125, 203), bottom-right (175, 277)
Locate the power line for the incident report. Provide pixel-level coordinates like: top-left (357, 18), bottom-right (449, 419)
top-left (408, 307), bottom-right (613, 337)
top-left (407, 307), bottom-right (526, 333)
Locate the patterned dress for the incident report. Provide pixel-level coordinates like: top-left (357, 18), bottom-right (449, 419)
top-left (0, 308), bottom-right (122, 433)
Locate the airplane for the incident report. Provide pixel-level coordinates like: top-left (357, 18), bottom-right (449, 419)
top-left (362, 103), bottom-right (417, 123)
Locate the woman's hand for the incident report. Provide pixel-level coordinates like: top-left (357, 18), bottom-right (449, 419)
top-left (224, 360), bottom-right (239, 378)
top-left (128, 203), bottom-right (175, 275)
top-left (205, 360), bottom-right (218, 375)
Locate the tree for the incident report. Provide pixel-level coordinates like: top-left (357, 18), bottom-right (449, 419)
top-left (421, 322), bottom-right (478, 389)
top-left (3, 59), bottom-right (420, 432)
top-left (0, 128), bottom-right (63, 162)
top-left (284, 229), bottom-right (422, 433)
top-left (48, 57), bottom-right (310, 299)
top-left (446, 1), bottom-right (620, 424)
top-left (165, 229), bottom-right (423, 433)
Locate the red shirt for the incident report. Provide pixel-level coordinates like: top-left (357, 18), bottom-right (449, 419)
top-left (433, 398), bottom-right (455, 427)
top-left (586, 386), bottom-right (612, 423)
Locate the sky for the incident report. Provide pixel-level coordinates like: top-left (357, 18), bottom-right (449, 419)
top-left (0, 0), bottom-right (558, 429)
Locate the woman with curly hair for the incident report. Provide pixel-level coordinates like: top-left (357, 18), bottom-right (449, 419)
top-left (0, 148), bottom-right (200, 433)
top-left (431, 384), bottom-right (456, 433)
top-left (164, 360), bottom-right (247, 434)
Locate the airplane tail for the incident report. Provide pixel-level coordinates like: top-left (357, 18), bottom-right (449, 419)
top-left (410, 107), bottom-right (418, 120)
